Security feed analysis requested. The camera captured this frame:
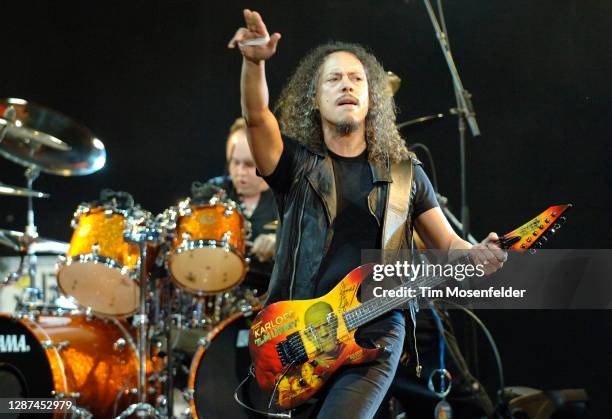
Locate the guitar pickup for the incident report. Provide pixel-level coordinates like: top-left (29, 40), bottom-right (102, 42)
top-left (276, 331), bottom-right (308, 366)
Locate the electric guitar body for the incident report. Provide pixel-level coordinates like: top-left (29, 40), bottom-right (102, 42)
top-left (248, 264), bottom-right (380, 410)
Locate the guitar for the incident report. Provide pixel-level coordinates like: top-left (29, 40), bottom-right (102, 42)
top-left (248, 204), bottom-right (571, 410)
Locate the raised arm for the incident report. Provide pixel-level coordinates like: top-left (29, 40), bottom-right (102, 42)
top-left (228, 9), bottom-right (283, 176)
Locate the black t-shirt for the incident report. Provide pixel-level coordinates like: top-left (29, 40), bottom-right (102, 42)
top-left (314, 149), bottom-right (378, 295)
top-left (263, 136), bottom-right (439, 297)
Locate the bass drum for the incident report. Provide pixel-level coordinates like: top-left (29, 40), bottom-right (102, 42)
top-left (0, 313), bottom-right (160, 418)
top-left (187, 310), bottom-right (261, 418)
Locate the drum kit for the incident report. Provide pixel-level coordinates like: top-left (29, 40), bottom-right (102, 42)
top-left (0, 98), bottom-right (266, 418)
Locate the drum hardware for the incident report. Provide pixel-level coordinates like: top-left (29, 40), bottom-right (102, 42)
top-left (396, 113), bottom-right (445, 129)
top-left (0, 98), bottom-right (106, 176)
top-left (116, 223), bottom-right (164, 419)
top-left (40, 339), bottom-right (70, 351)
top-left (0, 229), bottom-right (69, 255)
top-left (0, 98), bottom-right (101, 302)
top-left (386, 70), bottom-right (402, 96)
top-left (0, 103), bottom-right (70, 152)
top-left (0, 182), bottom-right (49, 198)
top-left (197, 336), bottom-right (210, 349)
top-left (183, 389), bottom-right (195, 402)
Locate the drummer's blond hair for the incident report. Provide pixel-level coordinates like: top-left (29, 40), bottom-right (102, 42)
top-left (226, 117), bottom-right (246, 161)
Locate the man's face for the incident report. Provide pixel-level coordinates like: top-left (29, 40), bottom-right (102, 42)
top-left (315, 51), bottom-right (369, 131)
top-left (228, 130), bottom-right (266, 197)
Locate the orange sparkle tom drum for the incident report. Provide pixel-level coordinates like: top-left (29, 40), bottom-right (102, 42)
top-left (57, 203), bottom-right (148, 316)
top-left (168, 197), bottom-right (248, 294)
top-left (0, 313), bottom-right (160, 418)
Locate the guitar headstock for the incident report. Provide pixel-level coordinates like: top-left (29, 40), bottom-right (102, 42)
top-left (499, 204), bottom-right (572, 253)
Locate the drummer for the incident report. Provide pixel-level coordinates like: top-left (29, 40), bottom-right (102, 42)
top-left (197, 117), bottom-right (278, 293)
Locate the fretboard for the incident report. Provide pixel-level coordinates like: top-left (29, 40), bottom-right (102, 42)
top-left (342, 255), bottom-right (472, 330)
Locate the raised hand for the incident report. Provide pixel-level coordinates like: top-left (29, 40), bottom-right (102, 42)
top-left (228, 9), bottom-right (281, 63)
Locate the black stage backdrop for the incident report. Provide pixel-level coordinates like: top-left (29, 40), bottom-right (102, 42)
top-left (1, 1), bottom-right (611, 416)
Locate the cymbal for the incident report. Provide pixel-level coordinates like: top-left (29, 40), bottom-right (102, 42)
top-left (0, 228), bottom-right (69, 254)
top-left (2, 123), bottom-right (70, 151)
top-left (386, 71), bottom-right (401, 96)
top-left (397, 113), bottom-right (445, 129)
top-left (0, 182), bottom-right (49, 198)
top-left (0, 98), bottom-right (106, 176)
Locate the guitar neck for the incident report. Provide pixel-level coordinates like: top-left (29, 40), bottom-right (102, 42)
top-left (342, 255), bottom-right (472, 331)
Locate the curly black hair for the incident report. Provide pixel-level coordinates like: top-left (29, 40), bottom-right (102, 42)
top-left (274, 41), bottom-right (411, 163)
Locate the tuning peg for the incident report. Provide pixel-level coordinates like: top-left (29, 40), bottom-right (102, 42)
top-left (554, 223), bottom-right (561, 229)
top-left (550, 228), bottom-right (556, 235)
top-left (541, 236), bottom-right (548, 242)
top-left (529, 249), bottom-right (537, 255)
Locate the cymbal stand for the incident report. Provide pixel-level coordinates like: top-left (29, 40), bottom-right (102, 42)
top-left (8, 166), bottom-right (47, 313)
top-left (117, 224), bottom-right (162, 419)
top-left (0, 105), bottom-right (16, 144)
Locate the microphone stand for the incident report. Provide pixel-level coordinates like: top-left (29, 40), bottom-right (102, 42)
top-left (422, 0), bottom-right (482, 376)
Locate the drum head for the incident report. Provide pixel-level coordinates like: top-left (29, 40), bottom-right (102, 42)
top-left (190, 313), bottom-right (260, 418)
top-left (0, 316), bottom-right (55, 399)
top-left (58, 262), bottom-right (139, 316)
top-left (171, 248), bottom-right (245, 293)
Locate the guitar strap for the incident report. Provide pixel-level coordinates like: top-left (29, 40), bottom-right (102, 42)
top-left (381, 157), bottom-right (414, 257)
top-left (381, 157), bottom-right (423, 377)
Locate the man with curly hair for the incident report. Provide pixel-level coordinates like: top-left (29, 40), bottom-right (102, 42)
top-left (228, 9), bottom-right (505, 418)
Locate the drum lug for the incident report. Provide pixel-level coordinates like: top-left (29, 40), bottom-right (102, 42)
top-left (42, 340), bottom-right (70, 351)
top-left (197, 336), bottom-right (210, 348)
top-left (240, 304), bottom-right (253, 317)
top-left (71, 204), bottom-right (90, 229)
top-left (177, 198), bottom-right (193, 217)
top-left (113, 337), bottom-right (127, 352)
top-left (104, 208), bottom-right (113, 218)
top-left (71, 405), bottom-right (93, 418)
top-left (91, 243), bottom-right (100, 255)
top-left (224, 207), bottom-right (234, 217)
top-left (56, 340), bottom-right (70, 351)
top-left (132, 314), bottom-right (149, 327)
top-left (183, 389), bottom-right (195, 402)
top-left (222, 231), bottom-right (232, 244)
